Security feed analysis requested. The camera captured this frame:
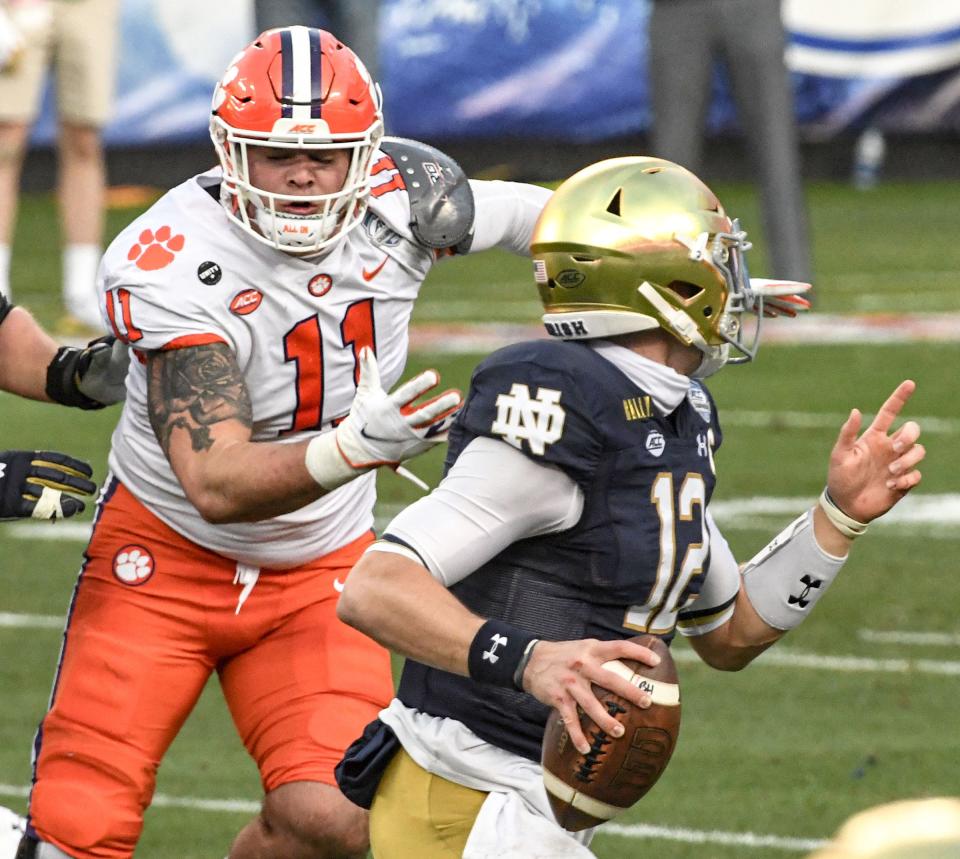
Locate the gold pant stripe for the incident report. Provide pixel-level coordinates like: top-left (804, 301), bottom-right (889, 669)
top-left (370, 746), bottom-right (488, 858)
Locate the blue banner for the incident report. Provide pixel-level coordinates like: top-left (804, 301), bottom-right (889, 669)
top-left (29, 0), bottom-right (960, 146)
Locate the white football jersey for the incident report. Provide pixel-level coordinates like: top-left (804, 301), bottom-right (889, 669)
top-left (101, 158), bottom-right (551, 568)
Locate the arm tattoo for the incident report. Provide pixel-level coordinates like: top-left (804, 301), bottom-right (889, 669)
top-left (147, 343), bottom-right (253, 454)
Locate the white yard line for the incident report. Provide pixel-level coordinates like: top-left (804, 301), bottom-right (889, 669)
top-left (0, 782), bottom-right (828, 849)
top-left (671, 646), bottom-right (960, 677)
top-left (0, 612), bottom-right (62, 629)
top-left (407, 313), bottom-right (960, 352)
top-left (859, 629), bottom-right (960, 648)
top-left (720, 410), bottom-right (960, 434)
top-left (4, 609), bottom-right (960, 679)
top-left (598, 822), bottom-right (828, 852)
top-left (6, 493), bottom-right (960, 544)
top-left (0, 783), bottom-right (259, 815)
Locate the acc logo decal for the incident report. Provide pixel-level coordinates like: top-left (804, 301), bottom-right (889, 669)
top-left (127, 226), bottom-right (185, 271)
top-left (198, 261), bottom-right (222, 285)
top-left (362, 211), bottom-right (401, 247)
top-left (555, 269), bottom-right (585, 288)
top-left (687, 382), bottom-right (712, 423)
top-left (230, 288), bottom-right (263, 316)
top-left (113, 544), bottom-right (155, 585)
top-left (645, 430), bottom-right (666, 457)
top-left (308, 273), bottom-right (334, 297)
top-left (491, 383), bottom-right (565, 456)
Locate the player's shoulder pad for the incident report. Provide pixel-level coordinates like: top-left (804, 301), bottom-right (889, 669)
top-left (379, 137), bottom-right (475, 252)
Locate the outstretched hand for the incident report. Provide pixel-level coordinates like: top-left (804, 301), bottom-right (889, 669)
top-left (336, 348), bottom-right (463, 469)
top-left (521, 638), bottom-right (661, 755)
top-left (826, 380), bottom-right (924, 524)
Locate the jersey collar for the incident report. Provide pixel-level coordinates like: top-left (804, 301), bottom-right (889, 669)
top-left (587, 340), bottom-right (690, 415)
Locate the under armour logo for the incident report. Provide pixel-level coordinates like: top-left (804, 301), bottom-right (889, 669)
top-left (788, 574), bottom-right (823, 608)
top-left (491, 383), bottom-right (565, 455)
top-left (0, 463), bottom-right (5, 479)
top-left (697, 433), bottom-right (709, 458)
top-left (483, 633), bottom-right (509, 663)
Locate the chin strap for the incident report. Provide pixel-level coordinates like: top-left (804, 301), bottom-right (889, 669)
top-left (637, 281), bottom-right (708, 350)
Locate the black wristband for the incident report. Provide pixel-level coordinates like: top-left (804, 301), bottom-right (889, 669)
top-left (0, 293), bottom-right (13, 327)
top-left (46, 346), bottom-right (104, 410)
top-left (468, 619), bottom-right (538, 691)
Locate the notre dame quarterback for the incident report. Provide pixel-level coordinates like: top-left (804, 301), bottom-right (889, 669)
top-left (334, 157), bottom-right (924, 857)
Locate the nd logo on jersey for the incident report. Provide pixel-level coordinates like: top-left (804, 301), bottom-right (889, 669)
top-left (491, 383), bottom-right (565, 455)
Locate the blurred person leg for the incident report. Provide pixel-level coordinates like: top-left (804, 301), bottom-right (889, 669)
top-left (0, 122), bottom-right (30, 300)
top-left (0, 0), bottom-right (55, 301)
top-left (54, 0), bottom-right (119, 333)
top-left (58, 122), bottom-right (106, 330)
top-left (23, 483), bottom-right (215, 859)
top-left (719, 0), bottom-right (812, 282)
top-left (648, 0), bottom-right (714, 172)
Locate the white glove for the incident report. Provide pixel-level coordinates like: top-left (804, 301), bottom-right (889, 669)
top-left (305, 348), bottom-right (462, 490)
top-left (748, 278), bottom-right (812, 318)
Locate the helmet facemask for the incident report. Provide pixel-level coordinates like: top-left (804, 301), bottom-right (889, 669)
top-left (211, 123), bottom-right (383, 254)
top-left (209, 27), bottom-right (384, 255)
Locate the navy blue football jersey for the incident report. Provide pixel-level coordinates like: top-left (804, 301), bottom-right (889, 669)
top-left (397, 339), bottom-right (723, 761)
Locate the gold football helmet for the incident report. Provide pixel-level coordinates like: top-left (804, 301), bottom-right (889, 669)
top-left (532, 156), bottom-right (759, 377)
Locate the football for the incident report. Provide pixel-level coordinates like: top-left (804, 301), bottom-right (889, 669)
top-left (541, 634), bottom-right (681, 832)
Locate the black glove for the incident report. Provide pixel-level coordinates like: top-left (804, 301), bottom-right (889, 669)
top-left (0, 449), bottom-right (97, 520)
top-left (46, 335), bottom-right (128, 410)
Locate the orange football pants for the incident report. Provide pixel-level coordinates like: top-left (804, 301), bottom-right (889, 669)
top-left (27, 480), bottom-right (392, 859)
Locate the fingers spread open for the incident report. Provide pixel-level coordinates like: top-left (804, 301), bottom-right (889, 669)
top-left (403, 389), bottom-right (463, 429)
top-left (891, 419), bottom-right (921, 453)
top-left (389, 369), bottom-right (440, 408)
top-left (356, 347), bottom-right (381, 395)
top-left (834, 408), bottom-right (862, 450)
top-left (869, 380), bottom-right (916, 435)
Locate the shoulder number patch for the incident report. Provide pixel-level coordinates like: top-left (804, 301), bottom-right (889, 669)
top-left (491, 383), bottom-right (565, 455)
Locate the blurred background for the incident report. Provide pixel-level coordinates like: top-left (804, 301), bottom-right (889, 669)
top-left (18, 0), bottom-right (960, 188)
top-left (2, 2), bottom-right (960, 857)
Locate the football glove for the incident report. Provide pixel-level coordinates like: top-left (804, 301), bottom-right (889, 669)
top-left (46, 335), bottom-right (129, 409)
top-left (748, 278), bottom-right (812, 318)
top-left (0, 450), bottom-right (97, 521)
top-left (305, 348), bottom-right (463, 490)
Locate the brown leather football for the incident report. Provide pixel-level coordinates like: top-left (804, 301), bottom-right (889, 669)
top-left (541, 634), bottom-right (681, 832)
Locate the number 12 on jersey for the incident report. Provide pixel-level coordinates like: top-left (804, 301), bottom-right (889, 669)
top-left (624, 472), bottom-right (708, 635)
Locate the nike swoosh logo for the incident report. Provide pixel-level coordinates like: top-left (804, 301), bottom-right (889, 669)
top-left (362, 255), bottom-right (389, 282)
top-left (333, 578), bottom-right (345, 593)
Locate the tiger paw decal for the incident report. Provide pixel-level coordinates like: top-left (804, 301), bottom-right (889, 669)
top-left (128, 226), bottom-right (185, 271)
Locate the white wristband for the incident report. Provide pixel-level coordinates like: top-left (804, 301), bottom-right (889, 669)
top-left (818, 488), bottom-right (868, 539)
top-left (741, 509), bottom-right (847, 631)
top-left (304, 431), bottom-right (370, 491)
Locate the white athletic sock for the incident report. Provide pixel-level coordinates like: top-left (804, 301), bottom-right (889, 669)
top-left (63, 243), bottom-right (105, 330)
top-left (0, 244), bottom-right (11, 300)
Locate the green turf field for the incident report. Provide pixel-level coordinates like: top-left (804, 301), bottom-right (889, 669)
top-left (1, 180), bottom-right (959, 857)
